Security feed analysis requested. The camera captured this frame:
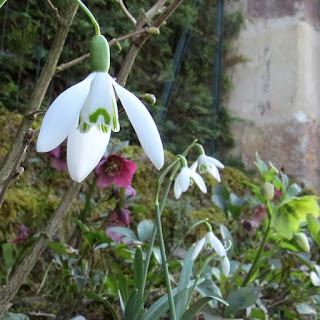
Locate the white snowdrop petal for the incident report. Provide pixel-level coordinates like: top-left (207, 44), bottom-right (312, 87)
top-left (190, 161), bottom-right (198, 172)
top-left (207, 165), bottom-right (221, 182)
top-left (207, 232), bottom-right (226, 257)
top-left (67, 126), bottom-right (111, 182)
top-left (191, 236), bottom-right (206, 261)
top-left (189, 170), bottom-right (207, 193)
top-left (178, 168), bottom-right (191, 192)
top-left (174, 179), bottom-right (182, 199)
top-left (37, 73), bottom-right (95, 152)
top-left (221, 256), bottom-right (230, 277)
top-left (207, 156), bottom-right (224, 169)
top-left (111, 77), bottom-right (164, 169)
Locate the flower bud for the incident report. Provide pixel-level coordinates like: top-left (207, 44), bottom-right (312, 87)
top-left (90, 35), bottom-right (110, 72)
top-left (262, 182), bottom-right (274, 201)
top-left (140, 93), bottom-right (156, 105)
top-left (293, 232), bottom-right (310, 252)
top-left (148, 27), bottom-right (160, 35)
top-left (114, 41), bottom-right (122, 52)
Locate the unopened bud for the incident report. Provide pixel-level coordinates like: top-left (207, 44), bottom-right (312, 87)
top-left (262, 182), bottom-right (274, 201)
top-left (148, 27), bottom-right (160, 35)
top-left (293, 232), bottom-right (310, 252)
top-left (140, 93), bottom-right (156, 105)
top-left (115, 41), bottom-right (122, 52)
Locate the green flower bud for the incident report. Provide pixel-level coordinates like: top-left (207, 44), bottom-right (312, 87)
top-left (293, 232), bottom-right (310, 252)
top-left (262, 182), bottom-right (274, 201)
top-left (114, 41), bottom-right (122, 52)
top-left (148, 27), bottom-right (160, 35)
top-left (90, 35), bottom-right (110, 72)
top-left (140, 93), bottom-right (156, 105)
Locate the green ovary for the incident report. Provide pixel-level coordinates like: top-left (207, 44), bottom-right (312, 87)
top-left (89, 108), bottom-right (111, 125)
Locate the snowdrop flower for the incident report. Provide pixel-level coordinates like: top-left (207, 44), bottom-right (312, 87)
top-left (37, 35), bottom-right (164, 182)
top-left (192, 230), bottom-right (230, 276)
top-left (173, 158), bottom-right (207, 199)
top-left (193, 145), bottom-right (224, 182)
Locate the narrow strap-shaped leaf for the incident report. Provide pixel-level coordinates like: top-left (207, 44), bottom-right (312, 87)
top-left (123, 290), bottom-right (139, 320)
top-left (175, 244), bottom-right (196, 319)
top-left (181, 297), bottom-right (218, 320)
top-left (132, 246), bottom-right (144, 319)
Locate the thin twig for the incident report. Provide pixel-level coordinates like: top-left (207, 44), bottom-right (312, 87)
top-left (116, 0), bottom-right (136, 24)
top-left (145, 0), bottom-right (167, 19)
top-left (55, 27), bottom-right (155, 73)
top-left (44, 0), bottom-right (63, 24)
top-left (28, 311), bottom-right (56, 319)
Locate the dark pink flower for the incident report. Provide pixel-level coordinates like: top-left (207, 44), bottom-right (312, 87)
top-left (95, 154), bottom-right (137, 189)
top-left (48, 145), bottom-right (67, 171)
top-left (243, 205), bottom-right (268, 232)
top-left (114, 186), bottom-right (137, 199)
top-left (106, 208), bottom-right (132, 242)
top-left (12, 225), bottom-right (32, 244)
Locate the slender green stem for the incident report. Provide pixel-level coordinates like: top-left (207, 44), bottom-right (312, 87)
top-left (241, 219), bottom-right (271, 287)
top-left (0, 0), bottom-right (7, 9)
top-left (75, 0), bottom-right (100, 35)
top-left (155, 204), bottom-right (177, 320)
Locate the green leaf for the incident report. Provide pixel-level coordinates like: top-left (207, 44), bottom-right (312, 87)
top-left (48, 242), bottom-right (67, 255)
top-left (296, 303), bottom-right (316, 315)
top-left (254, 152), bottom-right (268, 175)
top-left (175, 245), bottom-right (196, 319)
top-left (271, 206), bottom-right (300, 239)
top-left (2, 312), bottom-right (30, 320)
top-left (108, 227), bottom-right (138, 241)
top-left (288, 196), bottom-right (319, 221)
top-left (133, 246), bottom-right (144, 317)
top-left (118, 274), bottom-right (129, 304)
top-left (72, 218), bottom-right (89, 233)
top-left (286, 183), bottom-right (301, 198)
top-left (306, 214), bottom-right (320, 247)
top-left (181, 296), bottom-right (228, 320)
top-left (2, 243), bottom-right (14, 273)
top-left (137, 220), bottom-right (154, 242)
top-left (226, 287), bottom-right (259, 312)
top-left (124, 290), bottom-right (139, 320)
top-left (212, 185), bottom-right (230, 212)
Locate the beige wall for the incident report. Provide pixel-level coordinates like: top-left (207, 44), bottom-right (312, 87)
top-left (225, 0), bottom-right (320, 190)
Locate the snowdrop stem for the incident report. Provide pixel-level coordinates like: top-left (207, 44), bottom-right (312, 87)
top-left (177, 155), bottom-right (188, 167)
top-left (76, 0), bottom-right (101, 35)
top-left (195, 143), bottom-right (205, 155)
top-left (155, 203), bottom-right (177, 320)
top-left (0, 0), bottom-right (7, 9)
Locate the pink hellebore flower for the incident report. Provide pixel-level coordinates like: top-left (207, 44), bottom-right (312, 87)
top-left (95, 154), bottom-right (137, 189)
top-left (48, 145), bottom-right (67, 171)
top-left (106, 208), bottom-right (131, 242)
top-left (12, 225), bottom-right (32, 244)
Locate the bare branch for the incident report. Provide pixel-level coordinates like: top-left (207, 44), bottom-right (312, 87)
top-left (145, 0), bottom-right (167, 19)
top-left (44, 0), bottom-right (63, 24)
top-left (116, 0), bottom-right (136, 25)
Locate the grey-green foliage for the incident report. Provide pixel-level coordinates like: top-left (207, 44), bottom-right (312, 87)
top-left (0, 0), bottom-right (243, 152)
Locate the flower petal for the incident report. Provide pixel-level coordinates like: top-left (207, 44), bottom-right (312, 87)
top-left (190, 161), bottom-right (198, 172)
top-left (189, 170), bottom-right (207, 193)
top-left (191, 236), bottom-right (206, 261)
top-left (207, 156), bottom-right (224, 169)
top-left (178, 168), bottom-right (191, 192)
top-left (206, 232), bottom-right (226, 257)
top-left (174, 178), bottom-right (182, 199)
top-left (67, 126), bottom-right (111, 182)
top-left (111, 77), bottom-right (164, 169)
top-left (220, 256), bottom-right (230, 276)
top-left (207, 165), bottom-right (221, 182)
top-left (37, 73), bottom-right (95, 152)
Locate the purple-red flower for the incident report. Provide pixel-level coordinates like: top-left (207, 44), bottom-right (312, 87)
top-left (106, 208), bottom-right (132, 242)
top-left (95, 154), bottom-right (137, 189)
top-left (243, 204), bottom-right (268, 232)
top-left (12, 225), bottom-right (32, 244)
top-left (48, 145), bottom-right (67, 171)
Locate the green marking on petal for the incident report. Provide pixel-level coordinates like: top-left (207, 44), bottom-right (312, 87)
top-left (99, 124), bottom-right (109, 133)
top-left (200, 165), bottom-right (207, 173)
top-left (89, 108), bottom-right (111, 125)
top-left (79, 122), bottom-right (91, 133)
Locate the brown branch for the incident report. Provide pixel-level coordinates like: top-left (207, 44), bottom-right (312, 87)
top-left (145, 0), bottom-right (167, 19)
top-left (55, 27), bottom-right (156, 73)
top-left (0, 182), bottom-right (82, 314)
top-left (0, 2), bottom-right (78, 208)
top-left (116, 0), bottom-right (136, 25)
top-left (44, 0), bottom-right (63, 24)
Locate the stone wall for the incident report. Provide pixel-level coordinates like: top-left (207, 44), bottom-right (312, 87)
top-left (225, 0), bottom-right (320, 190)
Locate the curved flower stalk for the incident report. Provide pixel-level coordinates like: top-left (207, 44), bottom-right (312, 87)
top-left (37, 35), bottom-right (164, 182)
top-left (173, 158), bottom-right (207, 199)
top-left (193, 144), bottom-right (224, 182)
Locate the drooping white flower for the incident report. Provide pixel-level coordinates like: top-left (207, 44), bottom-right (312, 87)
top-left (37, 35), bottom-right (164, 182)
top-left (192, 230), bottom-right (230, 276)
top-left (193, 151), bottom-right (224, 182)
top-left (173, 166), bottom-right (207, 199)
